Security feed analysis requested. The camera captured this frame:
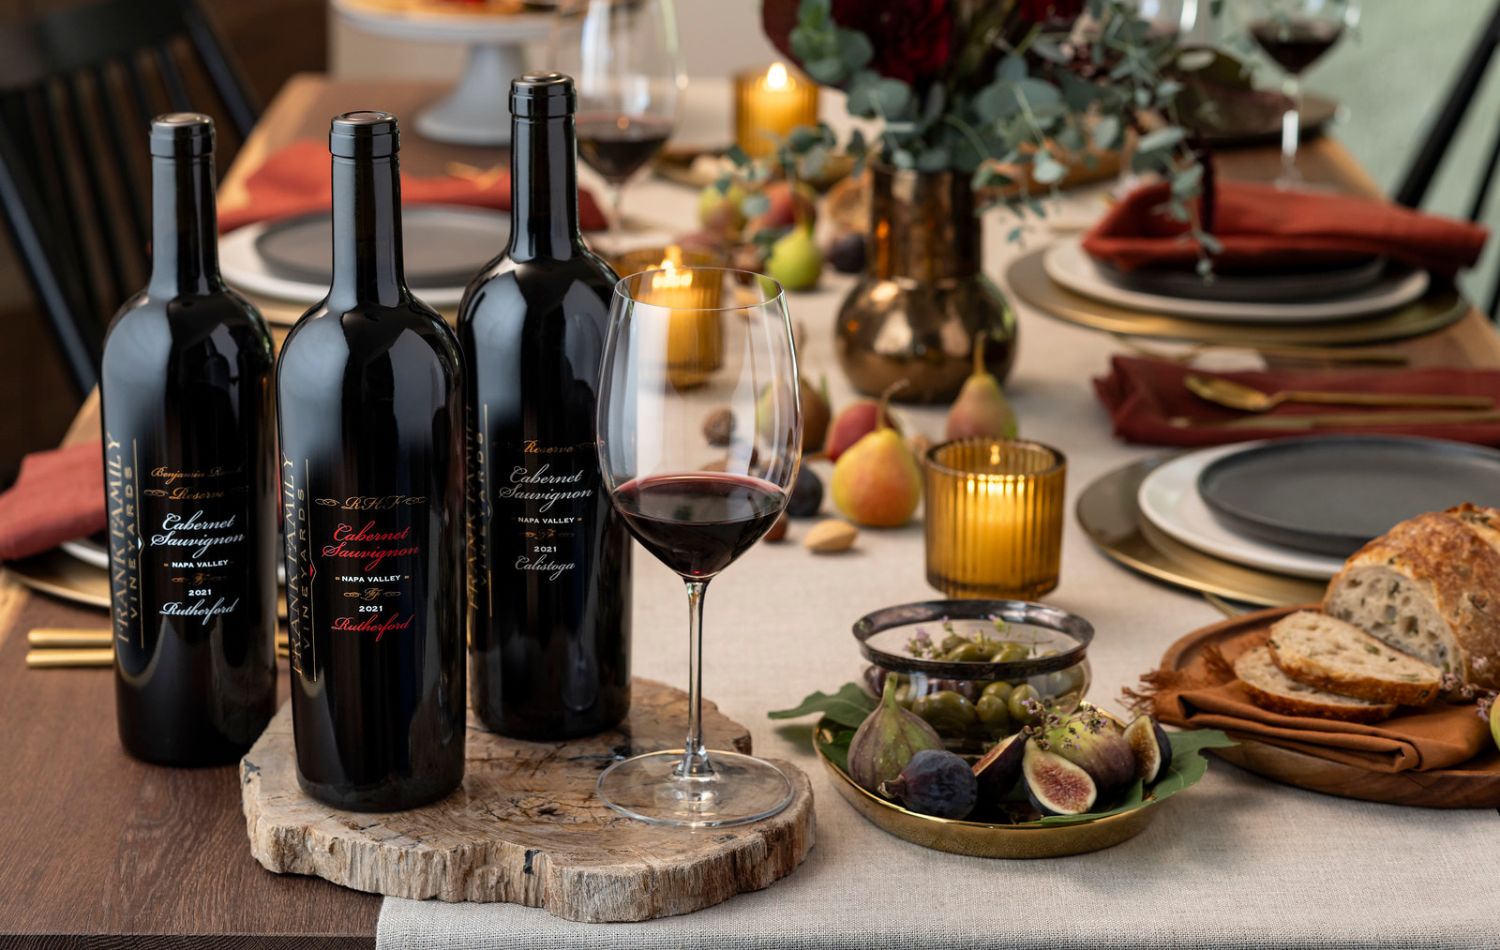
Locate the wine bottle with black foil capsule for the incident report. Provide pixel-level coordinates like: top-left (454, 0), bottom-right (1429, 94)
top-left (459, 73), bottom-right (631, 739)
top-left (277, 112), bottom-right (466, 811)
top-left (100, 113), bottom-right (277, 766)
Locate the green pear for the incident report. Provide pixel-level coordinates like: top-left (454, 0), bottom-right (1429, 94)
top-left (945, 331), bottom-right (1017, 440)
top-left (766, 222), bottom-right (823, 292)
top-left (831, 382), bottom-right (921, 527)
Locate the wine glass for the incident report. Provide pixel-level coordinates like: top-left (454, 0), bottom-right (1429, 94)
top-left (550, 0), bottom-right (684, 242)
top-left (596, 267), bottom-right (801, 827)
top-left (1244, 0), bottom-right (1359, 188)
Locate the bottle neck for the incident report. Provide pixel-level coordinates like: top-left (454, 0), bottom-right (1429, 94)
top-left (148, 155), bottom-right (221, 296)
top-left (329, 153), bottom-right (406, 305)
top-left (508, 114), bottom-right (583, 262)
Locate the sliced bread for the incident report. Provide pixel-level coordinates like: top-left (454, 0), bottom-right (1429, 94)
top-left (1267, 611), bottom-right (1442, 707)
top-left (1233, 646), bottom-right (1397, 724)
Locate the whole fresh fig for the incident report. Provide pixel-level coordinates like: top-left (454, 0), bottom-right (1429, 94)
top-left (881, 749), bottom-right (977, 819)
top-left (848, 677), bottom-right (943, 793)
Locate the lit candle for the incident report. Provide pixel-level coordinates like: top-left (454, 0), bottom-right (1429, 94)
top-left (734, 62), bottom-right (820, 160)
top-left (637, 246), bottom-right (723, 389)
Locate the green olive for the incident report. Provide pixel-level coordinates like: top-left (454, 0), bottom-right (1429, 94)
top-left (1008, 683), bottom-right (1042, 725)
top-left (938, 633), bottom-right (968, 654)
top-left (943, 641), bottom-right (990, 663)
top-left (994, 642), bottom-right (1032, 663)
top-left (975, 694), bottom-right (1013, 734)
top-left (1041, 666), bottom-right (1087, 700)
top-left (911, 690), bottom-right (978, 736)
top-left (981, 680), bottom-right (1014, 703)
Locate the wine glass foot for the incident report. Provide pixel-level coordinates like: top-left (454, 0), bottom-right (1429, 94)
top-left (597, 749), bottom-right (794, 828)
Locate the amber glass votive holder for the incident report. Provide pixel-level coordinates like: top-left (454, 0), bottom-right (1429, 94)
top-left (924, 439), bottom-right (1067, 600)
top-left (733, 62), bottom-right (819, 160)
top-left (614, 245), bottom-right (725, 389)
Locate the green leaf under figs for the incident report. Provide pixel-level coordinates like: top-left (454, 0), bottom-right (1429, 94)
top-left (767, 682), bottom-right (876, 730)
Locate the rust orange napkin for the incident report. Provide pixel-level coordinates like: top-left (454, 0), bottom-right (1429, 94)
top-left (1138, 626), bottom-right (1491, 773)
top-left (1083, 181), bottom-right (1488, 277)
top-left (217, 140), bottom-right (608, 233)
top-left (0, 442), bottom-right (104, 561)
top-left (1094, 356), bottom-right (1500, 447)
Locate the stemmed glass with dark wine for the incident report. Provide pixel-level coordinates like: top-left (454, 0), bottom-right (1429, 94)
top-left (1245, 0), bottom-right (1359, 188)
top-left (550, 0), bottom-right (684, 242)
top-left (596, 267), bottom-right (801, 827)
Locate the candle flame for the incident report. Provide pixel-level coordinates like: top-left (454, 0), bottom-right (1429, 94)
top-left (651, 244), bottom-right (692, 292)
top-left (766, 61), bottom-right (790, 90)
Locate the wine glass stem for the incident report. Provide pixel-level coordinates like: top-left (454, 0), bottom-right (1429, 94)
top-left (608, 182), bottom-right (626, 239)
top-left (1280, 74), bottom-right (1303, 186)
top-left (676, 578), bottom-right (712, 778)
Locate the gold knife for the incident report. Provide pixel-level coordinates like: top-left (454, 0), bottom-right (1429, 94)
top-left (1171, 409), bottom-right (1500, 430)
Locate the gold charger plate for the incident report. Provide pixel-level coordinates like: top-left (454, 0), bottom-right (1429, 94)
top-left (1008, 247), bottom-right (1468, 346)
top-left (4, 549), bottom-right (109, 609)
top-left (1076, 457), bottom-right (1326, 608)
top-left (814, 721), bottom-right (1159, 858)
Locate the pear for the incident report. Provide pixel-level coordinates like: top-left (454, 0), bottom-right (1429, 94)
top-left (831, 382), bottom-right (921, 527)
top-left (826, 399), bottom-right (899, 462)
top-left (757, 375), bottom-right (829, 453)
top-left (766, 222), bottom-right (823, 292)
top-left (945, 331), bottom-right (1017, 440)
top-left (1490, 695), bottom-right (1499, 753)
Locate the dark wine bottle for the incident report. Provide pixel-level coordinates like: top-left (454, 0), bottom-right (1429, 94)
top-left (277, 112), bottom-right (466, 810)
top-left (100, 113), bottom-right (277, 766)
top-left (459, 73), bottom-right (631, 740)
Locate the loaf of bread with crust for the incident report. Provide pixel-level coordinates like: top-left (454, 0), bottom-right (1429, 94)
top-left (1266, 610), bottom-right (1442, 706)
top-left (1324, 504), bottom-right (1500, 689)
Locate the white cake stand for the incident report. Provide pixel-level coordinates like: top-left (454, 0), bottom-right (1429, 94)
top-left (333, 0), bottom-right (556, 146)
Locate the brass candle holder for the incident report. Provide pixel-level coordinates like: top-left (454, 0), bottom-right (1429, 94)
top-left (733, 62), bottom-right (819, 160)
top-left (923, 439), bottom-right (1067, 600)
top-left (614, 245), bottom-right (725, 389)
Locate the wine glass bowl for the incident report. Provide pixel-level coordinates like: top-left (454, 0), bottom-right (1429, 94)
top-left (550, 0), bottom-right (684, 239)
top-left (596, 267), bottom-right (801, 827)
top-left (1244, 0), bottom-right (1359, 187)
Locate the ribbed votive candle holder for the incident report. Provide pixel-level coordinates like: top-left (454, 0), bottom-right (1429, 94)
top-left (923, 439), bottom-right (1067, 600)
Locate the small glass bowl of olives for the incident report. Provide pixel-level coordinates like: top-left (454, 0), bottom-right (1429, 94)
top-left (853, 600), bottom-right (1093, 752)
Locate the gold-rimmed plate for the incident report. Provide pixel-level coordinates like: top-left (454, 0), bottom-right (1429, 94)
top-left (1076, 456), bottom-right (1327, 608)
top-left (814, 721), bottom-right (1160, 858)
top-left (1008, 246), bottom-right (1468, 346)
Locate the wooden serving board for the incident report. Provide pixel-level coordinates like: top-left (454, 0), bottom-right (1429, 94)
top-left (1163, 607), bottom-right (1500, 808)
top-left (242, 678), bottom-right (815, 922)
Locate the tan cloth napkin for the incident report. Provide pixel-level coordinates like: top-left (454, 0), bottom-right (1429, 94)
top-left (1139, 627), bottom-right (1493, 773)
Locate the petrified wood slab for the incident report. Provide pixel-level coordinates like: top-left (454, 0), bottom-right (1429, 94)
top-left (241, 678), bottom-right (815, 922)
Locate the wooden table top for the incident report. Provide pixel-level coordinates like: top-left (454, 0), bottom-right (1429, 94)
top-left (3, 73), bottom-right (1500, 948)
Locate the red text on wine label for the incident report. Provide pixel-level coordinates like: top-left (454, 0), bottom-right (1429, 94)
top-left (331, 612), bottom-right (414, 642)
top-left (321, 521), bottom-right (420, 572)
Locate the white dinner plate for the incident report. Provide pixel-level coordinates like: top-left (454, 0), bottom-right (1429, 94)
top-left (61, 537), bottom-right (108, 570)
top-left (1136, 443), bottom-right (1346, 580)
top-left (1043, 237), bottom-right (1430, 324)
top-left (220, 222), bottom-right (469, 309)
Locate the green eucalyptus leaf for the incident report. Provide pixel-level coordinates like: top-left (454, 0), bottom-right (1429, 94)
top-left (1091, 114), bottom-right (1122, 151)
top-left (1030, 36), bottom-right (1069, 64)
top-left (740, 192), bottom-right (772, 218)
top-left (1136, 126), bottom-right (1185, 154)
top-left (1032, 154), bottom-right (1066, 185)
top-left (891, 147), bottom-right (916, 169)
top-left (725, 144), bottom-right (750, 167)
top-left (915, 145), bottom-right (952, 172)
top-left (804, 56), bottom-right (848, 85)
top-left (786, 125), bottom-right (820, 152)
top-left (836, 28), bottom-right (874, 72)
top-left (996, 53), bottom-right (1027, 83)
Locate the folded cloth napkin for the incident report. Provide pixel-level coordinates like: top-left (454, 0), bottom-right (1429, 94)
top-left (1135, 625), bottom-right (1492, 773)
top-left (0, 442), bottom-right (104, 561)
top-left (1082, 181), bottom-right (1488, 277)
top-left (1095, 355), bottom-right (1500, 447)
top-left (217, 140), bottom-right (608, 233)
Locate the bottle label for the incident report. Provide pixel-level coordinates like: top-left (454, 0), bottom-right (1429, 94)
top-left (282, 458), bottom-right (425, 676)
top-left (477, 424), bottom-right (595, 583)
top-left (107, 432), bottom-right (248, 658)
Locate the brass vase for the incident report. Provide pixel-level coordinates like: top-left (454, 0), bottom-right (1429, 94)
top-left (835, 164), bottom-right (1016, 404)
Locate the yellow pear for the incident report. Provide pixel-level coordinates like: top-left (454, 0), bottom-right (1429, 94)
top-left (831, 382), bottom-right (921, 527)
top-left (945, 331), bottom-right (1017, 440)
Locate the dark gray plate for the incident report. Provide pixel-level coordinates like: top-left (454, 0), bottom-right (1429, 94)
top-left (254, 205), bottom-right (507, 290)
top-left (1100, 257), bottom-right (1390, 304)
top-left (1197, 436), bottom-right (1500, 557)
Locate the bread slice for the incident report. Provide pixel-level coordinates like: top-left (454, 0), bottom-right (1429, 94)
top-left (1267, 611), bottom-right (1441, 706)
top-left (1233, 646), bottom-right (1397, 724)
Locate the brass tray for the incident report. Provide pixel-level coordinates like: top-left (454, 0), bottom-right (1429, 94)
top-left (1076, 457), bottom-right (1326, 608)
top-left (814, 721), bottom-right (1159, 858)
top-left (1008, 247), bottom-right (1468, 346)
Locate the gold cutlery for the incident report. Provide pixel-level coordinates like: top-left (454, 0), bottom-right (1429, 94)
top-left (27, 648), bottom-right (112, 669)
top-left (28, 628), bottom-right (111, 648)
top-left (26, 627), bottom-right (292, 669)
top-left (1112, 335), bottom-right (1411, 366)
top-left (1170, 409), bottom-right (1500, 430)
top-left (1186, 374), bottom-right (1495, 412)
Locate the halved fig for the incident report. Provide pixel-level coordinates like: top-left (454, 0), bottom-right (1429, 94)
top-left (1124, 714), bottom-right (1173, 784)
top-left (1022, 740), bottom-right (1097, 816)
top-left (972, 733), bottom-right (1025, 802)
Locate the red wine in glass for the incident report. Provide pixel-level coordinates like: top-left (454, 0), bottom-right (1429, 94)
top-left (612, 473), bottom-right (786, 579)
top-left (1249, 18), bottom-right (1344, 74)
top-left (575, 113), bottom-right (674, 184)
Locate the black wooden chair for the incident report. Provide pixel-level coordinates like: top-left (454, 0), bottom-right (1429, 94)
top-left (0, 0), bottom-right (260, 396)
top-left (1392, 1), bottom-right (1500, 318)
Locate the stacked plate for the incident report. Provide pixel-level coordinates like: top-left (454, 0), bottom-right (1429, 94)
top-left (1079, 435), bottom-right (1500, 607)
top-left (220, 206), bottom-right (509, 324)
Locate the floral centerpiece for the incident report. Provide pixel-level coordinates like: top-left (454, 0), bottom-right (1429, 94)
top-left (757, 0), bottom-right (1212, 402)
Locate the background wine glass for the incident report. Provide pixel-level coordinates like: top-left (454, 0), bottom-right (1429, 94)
top-left (550, 0), bottom-right (684, 244)
top-left (596, 267), bottom-right (801, 828)
top-left (1245, 0), bottom-right (1359, 188)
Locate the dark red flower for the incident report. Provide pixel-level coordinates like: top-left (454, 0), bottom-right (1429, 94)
top-left (761, 0), bottom-right (955, 89)
top-left (1016, 0), bottom-right (1086, 24)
